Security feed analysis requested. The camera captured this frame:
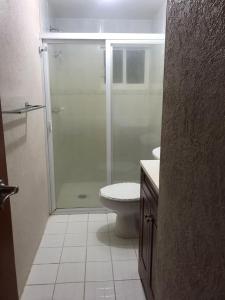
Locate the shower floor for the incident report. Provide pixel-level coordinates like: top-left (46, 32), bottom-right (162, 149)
top-left (56, 181), bottom-right (105, 209)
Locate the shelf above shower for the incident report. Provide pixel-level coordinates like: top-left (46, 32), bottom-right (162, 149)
top-left (2, 102), bottom-right (46, 114)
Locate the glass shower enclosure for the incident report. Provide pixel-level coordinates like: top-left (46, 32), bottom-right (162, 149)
top-left (110, 41), bottom-right (164, 183)
top-left (44, 37), bottom-right (164, 211)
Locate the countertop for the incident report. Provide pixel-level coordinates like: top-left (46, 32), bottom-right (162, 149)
top-left (140, 160), bottom-right (160, 191)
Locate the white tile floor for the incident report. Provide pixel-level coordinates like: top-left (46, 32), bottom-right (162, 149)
top-left (21, 213), bottom-right (146, 300)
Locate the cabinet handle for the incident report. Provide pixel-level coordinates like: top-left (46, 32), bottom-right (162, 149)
top-left (145, 214), bottom-right (153, 222)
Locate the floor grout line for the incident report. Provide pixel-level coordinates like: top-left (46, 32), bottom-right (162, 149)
top-left (83, 213), bottom-right (89, 300)
top-left (26, 277), bottom-right (142, 286)
top-left (107, 213), bottom-right (117, 300)
top-left (51, 218), bottom-right (69, 300)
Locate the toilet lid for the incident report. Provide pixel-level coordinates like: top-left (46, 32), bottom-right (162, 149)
top-left (100, 182), bottom-right (140, 202)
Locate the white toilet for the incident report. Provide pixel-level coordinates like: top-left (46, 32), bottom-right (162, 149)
top-left (100, 182), bottom-right (140, 238)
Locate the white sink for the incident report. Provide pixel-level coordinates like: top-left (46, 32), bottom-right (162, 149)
top-left (152, 147), bottom-right (160, 160)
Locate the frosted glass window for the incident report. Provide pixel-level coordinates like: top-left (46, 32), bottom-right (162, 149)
top-left (126, 50), bottom-right (145, 84)
top-left (113, 50), bottom-right (123, 83)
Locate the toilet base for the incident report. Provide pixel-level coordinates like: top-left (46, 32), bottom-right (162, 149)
top-left (114, 213), bottom-right (139, 238)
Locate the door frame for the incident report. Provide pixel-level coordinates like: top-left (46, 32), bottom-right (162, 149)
top-left (42, 45), bottom-right (56, 213)
top-left (41, 34), bottom-right (165, 213)
top-left (0, 100), bottom-right (19, 299)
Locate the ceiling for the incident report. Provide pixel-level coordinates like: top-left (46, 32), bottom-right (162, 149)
top-left (48, 0), bottom-right (166, 20)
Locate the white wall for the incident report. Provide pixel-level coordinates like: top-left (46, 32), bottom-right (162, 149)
top-left (40, 0), bottom-right (167, 33)
top-left (49, 17), bottom-right (153, 33)
top-left (39, 0), bottom-right (50, 32)
top-left (152, 0), bottom-right (167, 33)
top-left (0, 0), bottom-right (49, 295)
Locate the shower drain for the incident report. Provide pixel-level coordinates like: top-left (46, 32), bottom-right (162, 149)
top-left (77, 194), bottom-right (87, 199)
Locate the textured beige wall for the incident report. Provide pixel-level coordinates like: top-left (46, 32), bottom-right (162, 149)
top-left (0, 0), bottom-right (49, 295)
top-left (157, 0), bottom-right (225, 299)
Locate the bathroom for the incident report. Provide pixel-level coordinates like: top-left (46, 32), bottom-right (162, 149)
top-left (0, 1), bottom-right (224, 300)
top-left (43, 2), bottom-right (165, 212)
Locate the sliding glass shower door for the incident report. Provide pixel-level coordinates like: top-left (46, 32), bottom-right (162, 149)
top-left (110, 42), bottom-right (164, 183)
top-left (46, 38), bottom-right (164, 210)
top-left (48, 41), bottom-right (107, 208)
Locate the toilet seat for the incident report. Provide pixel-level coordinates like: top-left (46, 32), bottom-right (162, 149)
top-left (100, 182), bottom-right (140, 202)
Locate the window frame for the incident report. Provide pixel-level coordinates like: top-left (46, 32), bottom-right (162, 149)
top-left (112, 47), bottom-right (150, 90)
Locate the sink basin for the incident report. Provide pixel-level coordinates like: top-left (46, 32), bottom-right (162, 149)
top-left (152, 147), bottom-right (160, 160)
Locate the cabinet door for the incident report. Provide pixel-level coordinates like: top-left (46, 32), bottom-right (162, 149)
top-left (151, 223), bottom-right (157, 299)
top-left (139, 187), bottom-right (153, 300)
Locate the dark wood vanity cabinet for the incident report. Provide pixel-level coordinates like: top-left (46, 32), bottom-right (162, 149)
top-left (139, 168), bottom-right (158, 300)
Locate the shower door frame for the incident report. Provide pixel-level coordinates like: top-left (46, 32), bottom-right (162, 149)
top-left (41, 33), bottom-right (165, 213)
